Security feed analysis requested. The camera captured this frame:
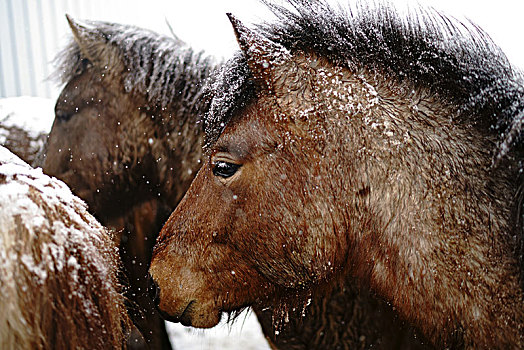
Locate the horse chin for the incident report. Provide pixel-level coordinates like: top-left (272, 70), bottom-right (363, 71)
top-left (159, 299), bottom-right (222, 328)
top-left (183, 307), bottom-right (222, 329)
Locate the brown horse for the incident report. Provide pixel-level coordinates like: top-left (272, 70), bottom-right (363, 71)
top-left (42, 14), bottom-right (430, 350)
top-left (40, 16), bottom-right (217, 349)
top-left (0, 146), bottom-right (130, 349)
top-left (150, 1), bottom-right (524, 348)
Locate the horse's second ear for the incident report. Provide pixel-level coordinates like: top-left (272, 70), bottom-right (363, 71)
top-left (66, 14), bottom-right (122, 72)
top-left (227, 13), bottom-right (290, 89)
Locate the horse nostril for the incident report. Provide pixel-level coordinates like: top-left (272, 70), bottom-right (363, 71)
top-left (147, 273), bottom-right (160, 306)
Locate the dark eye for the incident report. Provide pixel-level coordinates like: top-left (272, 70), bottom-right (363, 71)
top-left (212, 161), bottom-right (241, 178)
top-left (55, 109), bottom-right (74, 122)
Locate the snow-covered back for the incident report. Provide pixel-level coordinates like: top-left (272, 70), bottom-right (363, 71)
top-left (0, 146), bottom-right (127, 349)
top-left (0, 145), bottom-right (113, 291)
top-left (0, 146), bottom-right (95, 250)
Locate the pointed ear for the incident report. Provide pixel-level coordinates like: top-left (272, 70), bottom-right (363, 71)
top-left (227, 13), bottom-right (290, 88)
top-left (66, 14), bottom-right (122, 72)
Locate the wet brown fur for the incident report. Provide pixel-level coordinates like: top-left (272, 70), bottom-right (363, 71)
top-left (151, 2), bottom-right (524, 348)
top-left (0, 147), bottom-right (130, 349)
top-left (43, 16), bottom-right (432, 350)
top-left (40, 17), bottom-right (216, 349)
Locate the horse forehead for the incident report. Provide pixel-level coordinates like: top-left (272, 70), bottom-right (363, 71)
top-left (60, 71), bottom-right (102, 100)
top-left (214, 103), bottom-right (275, 154)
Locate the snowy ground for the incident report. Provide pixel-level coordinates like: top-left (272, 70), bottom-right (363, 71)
top-left (166, 310), bottom-right (271, 350)
top-left (0, 97), bottom-right (271, 350)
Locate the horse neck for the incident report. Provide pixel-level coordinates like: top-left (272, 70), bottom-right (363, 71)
top-left (321, 74), bottom-right (524, 347)
top-left (142, 55), bottom-right (219, 207)
top-left (272, 53), bottom-right (524, 345)
top-left (145, 103), bottom-right (205, 210)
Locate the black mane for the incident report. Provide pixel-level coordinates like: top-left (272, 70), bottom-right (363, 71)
top-left (53, 20), bottom-right (219, 116)
top-left (206, 0), bottom-right (524, 160)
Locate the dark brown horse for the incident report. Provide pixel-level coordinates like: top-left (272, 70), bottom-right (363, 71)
top-left (150, 1), bottom-right (524, 348)
top-left (40, 16), bottom-right (217, 349)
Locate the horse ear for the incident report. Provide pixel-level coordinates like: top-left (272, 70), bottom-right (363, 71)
top-left (66, 14), bottom-right (122, 72)
top-left (227, 13), bottom-right (289, 88)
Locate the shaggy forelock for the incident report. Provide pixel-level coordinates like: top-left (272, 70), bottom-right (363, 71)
top-left (205, 52), bottom-right (256, 148)
top-left (206, 0), bottom-right (524, 159)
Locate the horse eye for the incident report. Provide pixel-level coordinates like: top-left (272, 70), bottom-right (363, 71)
top-left (55, 109), bottom-right (73, 122)
top-left (212, 161), bottom-right (241, 178)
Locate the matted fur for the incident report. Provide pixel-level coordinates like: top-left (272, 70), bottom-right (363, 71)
top-left (151, 1), bottom-right (524, 348)
top-left (47, 16), bottom-right (431, 350)
top-left (206, 0), bottom-right (524, 160)
top-left (43, 18), bottom-right (220, 349)
top-left (0, 146), bottom-right (130, 349)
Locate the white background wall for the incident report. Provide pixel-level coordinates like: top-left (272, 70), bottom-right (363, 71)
top-left (1, 0), bottom-right (523, 99)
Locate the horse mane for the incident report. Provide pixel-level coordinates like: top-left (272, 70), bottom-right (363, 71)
top-left (53, 20), bottom-right (219, 117)
top-left (206, 0), bottom-right (524, 161)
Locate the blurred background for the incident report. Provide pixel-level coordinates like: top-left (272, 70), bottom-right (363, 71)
top-left (1, 0), bottom-right (523, 100)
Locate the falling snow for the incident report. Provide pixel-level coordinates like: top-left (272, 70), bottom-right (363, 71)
top-left (0, 97), bottom-right (270, 350)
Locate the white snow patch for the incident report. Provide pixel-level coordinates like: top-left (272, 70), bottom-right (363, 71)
top-left (166, 310), bottom-right (271, 350)
top-left (0, 96), bottom-right (55, 138)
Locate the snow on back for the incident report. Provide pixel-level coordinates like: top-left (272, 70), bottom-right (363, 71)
top-left (0, 146), bottom-right (108, 282)
top-left (0, 145), bottom-right (126, 349)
